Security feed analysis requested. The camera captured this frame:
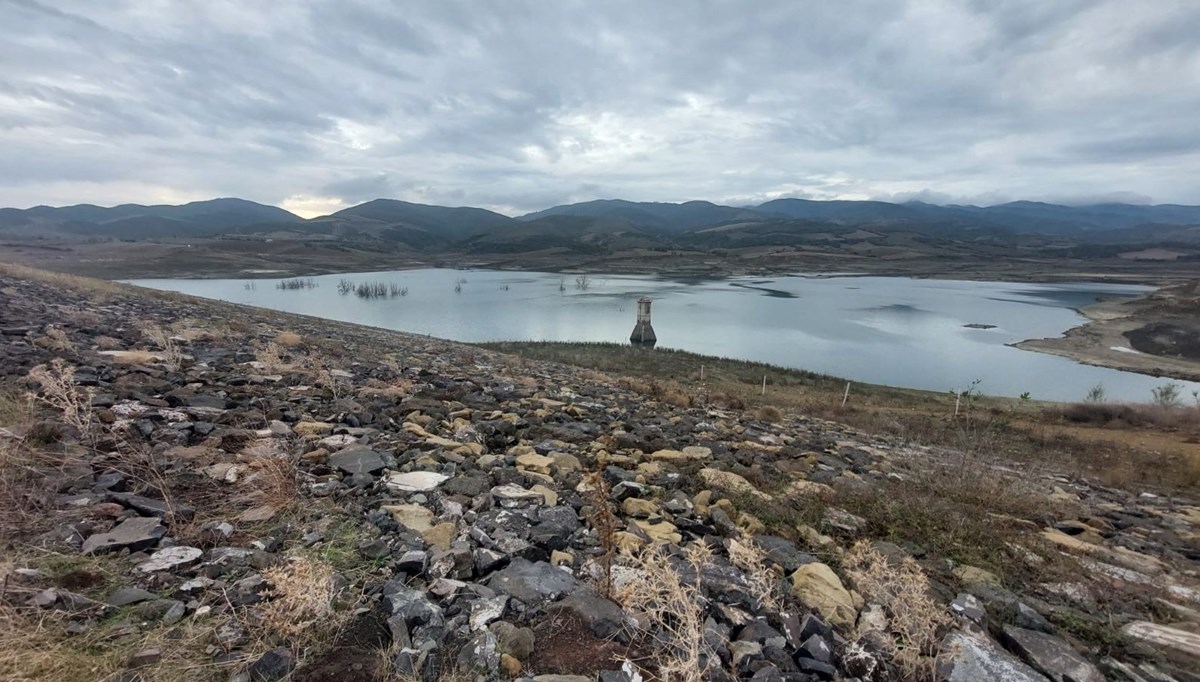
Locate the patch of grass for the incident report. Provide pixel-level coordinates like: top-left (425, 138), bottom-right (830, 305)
top-left (275, 331), bottom-right (303, 347)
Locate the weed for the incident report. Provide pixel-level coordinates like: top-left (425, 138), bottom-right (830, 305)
top-left (617, 543), bottom-right (714, 681)
top-left (275, 331), bottom-right (303, 347)
top-left (27, 359), bottom-right (94, 438)
top-left (583, 468), bottom-right (619, 598)
top-left (844, 541), bottom-right (951, 680)
top-left (141, 324), bottom-right (183, 369)
top-left (255, 341), bottom-right (288, 374)
top-left (725, 537), bottom-right (782, 612)
top-left (253, 556), bottom-right (355, 659)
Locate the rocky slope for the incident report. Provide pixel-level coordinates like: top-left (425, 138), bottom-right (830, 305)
top-left (0, 266), bottom-right (1198, 682)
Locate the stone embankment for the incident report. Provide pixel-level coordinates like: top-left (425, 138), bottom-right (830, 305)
top-left (0, 268), bottom-right (1198, 681)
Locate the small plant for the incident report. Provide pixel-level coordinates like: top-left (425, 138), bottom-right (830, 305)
top-left (254, 556), bottom-right (352, 657)
top-left (1084, 383), bottom-right (1106, 404)
top-left (843, 541), bottom-right (951, 681)
top-left (617, 543), bottom-right (714, 681)
top-left (337, 278), bottom-right (354, 295)
top-left (725, 537), bottom-right (781, 612)
top-left (27, 359), bottom-right (94, 437)
top-left (575, 275), bottom-right (592, 290)
top-left (276, 277), bottom-right (317, 290)
top-left (583, 468), bottom-right (618, 598)
top-left (1152, 382), bottom-right (1182, 408)
top-left (1019, 391), bottom-right (1031, 402)
top-left (141, 324), bottom-right (183, 369)
top-left (274, 331), bottom-right (303, 348)
top-left (255, 341), bottom-right (288, 373)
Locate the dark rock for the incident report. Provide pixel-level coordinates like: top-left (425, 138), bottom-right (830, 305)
top-left (328, 446), bottom-right (386, 475)
top-left (82, 516), bottom-right (165, 554)
top-left (553, 588), bottom-right (631, 640)
top-left (486, 559), bottom-right (577, 604)
top-left (1001, 625), bottom-right (1105, 682)
top-left (247, 647), bottom-right (294, 681)
top-left (106, 586), bottom-right (157, 606)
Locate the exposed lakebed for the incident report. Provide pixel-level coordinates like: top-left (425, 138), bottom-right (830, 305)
top-left (129, 269), bottom-right (1199, 402)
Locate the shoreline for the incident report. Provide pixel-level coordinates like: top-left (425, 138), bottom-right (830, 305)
top-left (1013, 292), bottom-right (1200, 384)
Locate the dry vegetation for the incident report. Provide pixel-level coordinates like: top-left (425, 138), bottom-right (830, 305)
top-left (482, 341), bottom-right (1200, 494)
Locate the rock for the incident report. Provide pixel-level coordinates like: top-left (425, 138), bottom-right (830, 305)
top-left (954, 564), bottom-right (1001, 588)
top-left (382, 504), bottom-right (434, 532)
top-left (632, 519), bottom-right (682, 544)
top-left (500, 653), bottom-right (522, 676)
top-left (386, 471), bottom-right (449, 492)
top-left (457, 630), bottom-right (501, 671)
top-left (650, 446), bottom-right (710, 461)
top-left (487, 559), bottom-right (578, 604)
top-left (491, 621), bottom-right (536, 660)
top-left (136, 546), bottom-right (203, 572)
top-left (128, 648), bottom-right (162, 667)
top-left (699, 468), bottom-right (770, 498)
top-left (422, 522), bottom-right (457, 550)
top-left (1001, 626), bottom-right (1105, 682)
top-left (938, 629), bottom-right (1051, 682)
top-left (492, 484), bottom-right (547, 506)
top-left (789, 563), bottom-right (857, 627)
top-left (554, 588), bottom-right (631, 639)
top-left (82, 516), bottom-right (165, 554)
top-left (328, 447), bottom-right (386, 475)
top-left (516, 452), bottom-right (556, 474)
top-left (1121, 621), bottom-right (1200, 659)
top-left (238, 504), bottom-right (279, 523)
top-left (622, 497), bottom-right (658, 518)
top-left (470, 596), bottom-right (508, 631)
top-left (247, 647), bottom-right (294, 681)
top-left (106, 586), bottom-right (157, 606)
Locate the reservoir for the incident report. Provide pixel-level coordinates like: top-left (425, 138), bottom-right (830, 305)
top-left (128, 269), bottom-right (1198, 403)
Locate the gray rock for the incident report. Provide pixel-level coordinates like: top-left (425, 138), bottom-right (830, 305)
top-left (136, 546), bottom-right (203, 572)
top-left (328, 447), bottom-right (386, 475)
top-left (486, 559), bottom-right (578, 604)
top-left (938, 629), bottom-right (1051, 682)
top-left (490, 620), bottom-right (536, 661)
top-left (1002, 626), bottom-right (1104, 682)
top-left (106, 586), bottom-right (157, 606)
top-left (110, 493), bottom-right (195, 521)
top-left (82, 516), bottom-right (165, 554)
top-left (456, 630), bottom-right (501, 671)
top-left (553, 588), bottom-right (631, 639)
top-left (385, 586), bottom-right (445, 629)
top-left (247, 647), bottom-right (294, 681)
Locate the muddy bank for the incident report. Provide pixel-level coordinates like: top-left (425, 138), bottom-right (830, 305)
top-left (1015, 286), bottom-right (1200, 385)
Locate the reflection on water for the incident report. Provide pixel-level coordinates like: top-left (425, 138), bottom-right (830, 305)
top-left (127, 269), bottom-right (1199, 402)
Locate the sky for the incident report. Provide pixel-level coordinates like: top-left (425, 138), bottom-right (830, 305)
top-left (2, 1), bottom-right (1199, 218)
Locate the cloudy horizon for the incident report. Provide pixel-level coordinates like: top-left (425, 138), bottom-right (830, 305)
top-left (3, 1), bottom-right (1199, 217)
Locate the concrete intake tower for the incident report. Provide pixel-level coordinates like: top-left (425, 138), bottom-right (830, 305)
top-left (630, 297), bottom-right (657, 348)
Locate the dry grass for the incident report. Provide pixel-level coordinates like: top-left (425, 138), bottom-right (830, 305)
top-left (242, 442), bottom-right (303, 513)
top-left (357, 378), bottom-right (415, 398)
top-left (617, 543), bottom-right (714, 681)
top-left (725, 537), bottom-right (782, 612)
top-left (251, 556), bottom-right (356, 660)
top-left (27, 359), bottom-right (94, 437)
top-left (255, 341), bottom-right (289, 374)
top-left (843, 541), bottom-right (952, 681)
top-left (0, 262), bottom-right (124, 298)
top-left (755, 405), bottom-right (783, 422)
top-left (274, 331), bottom-right (303, 347)
top-left (141, 324), bottom-right (184, 369)
top-left (0, 389), bottom-right (31, 428)
top-left (34, 327), bottom-right (75, 352)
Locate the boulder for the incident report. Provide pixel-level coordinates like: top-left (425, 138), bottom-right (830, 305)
top-left (938, 629), bottom-right (1050, 682)
top-left (789, 563), bottom-right (856, 628)
top-left (1001, 626), bottom-right (1104, 682)
top-left (487, 559), bottom-right (578, 603)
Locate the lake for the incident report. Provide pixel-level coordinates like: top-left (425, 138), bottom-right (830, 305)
top-left (128, 269), bottom-right (1200, 402)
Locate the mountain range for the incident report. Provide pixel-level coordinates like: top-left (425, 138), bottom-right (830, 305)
top-left (3, 196), bottom-right (1200, 251)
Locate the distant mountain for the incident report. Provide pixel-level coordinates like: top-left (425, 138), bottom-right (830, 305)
top-left (326, 199), bottom-right (514, 241)
top-left (0, 198), bottom-right (301, 238)
top-left (519, 199), bottom-right (763, 232)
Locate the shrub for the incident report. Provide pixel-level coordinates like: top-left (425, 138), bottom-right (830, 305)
top-left (1152, 382), bottom-right (1182, 408)
top-left (27, 360), bottom-right (94, 438)
top-left (843, 541), bottom-right (951, 681)
top-left (616, 543), bottom-right (714, 681)
top-left (274, 331), bottom-right (303, 347)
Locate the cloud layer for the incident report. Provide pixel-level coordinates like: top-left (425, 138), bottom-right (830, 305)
top-left (3, 0), bottom-right (1198, 216)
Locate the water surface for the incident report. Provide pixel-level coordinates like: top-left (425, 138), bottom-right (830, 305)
top-left (129, 269), bottom-right (1198, 402)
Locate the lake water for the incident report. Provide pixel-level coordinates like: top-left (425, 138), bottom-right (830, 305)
top-left (128, 269), bottom-right (1200, 403)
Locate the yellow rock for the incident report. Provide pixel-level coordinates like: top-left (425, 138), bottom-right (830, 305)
top-left (693, 490), bottom-right (713, 515)
top-left (422, 522), bottom-right (457, 550)
top-left (622, 497), bottom-right (658, 518)
top-left (500, 652), bottom-right (522, 677)
top-left (737, 512), bottom-right (766, 535)
top-left (530, 484), bottom-right (558, 506)
top-left (789, 563), bottom-right (857, 627)
top-left (551, 550), bottom-right (574, 567)
top-left (516, 452), bottom-right (556, 474)
top-left (797, 524), bottom-right (836, 549)
top-left (699, 468), bottom-right (771, 499)
top-left (785, 479), bottom-right (834, 498)
top-left (615, 531), bottom-right (645, 552)
top-left (382, 504), bottom-right (433, 532)
top-left (292, 421), bottom-right (334, 436)
top-left (633, 520), bottom-right (682, 544)
top-left (953, 565), bottom-right (1001, 588)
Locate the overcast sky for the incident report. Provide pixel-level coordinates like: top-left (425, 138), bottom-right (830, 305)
top-left (2, 1), bottom-right (1199, 217)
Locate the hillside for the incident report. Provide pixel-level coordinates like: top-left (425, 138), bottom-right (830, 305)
top-left (1, 264), bottom-right (1199, 681)
top-left (0, 198), bottom-right (301, 239)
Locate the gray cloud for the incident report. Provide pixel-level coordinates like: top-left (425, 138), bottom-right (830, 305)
top-left (1, 0), bottom-right (1198, 216)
